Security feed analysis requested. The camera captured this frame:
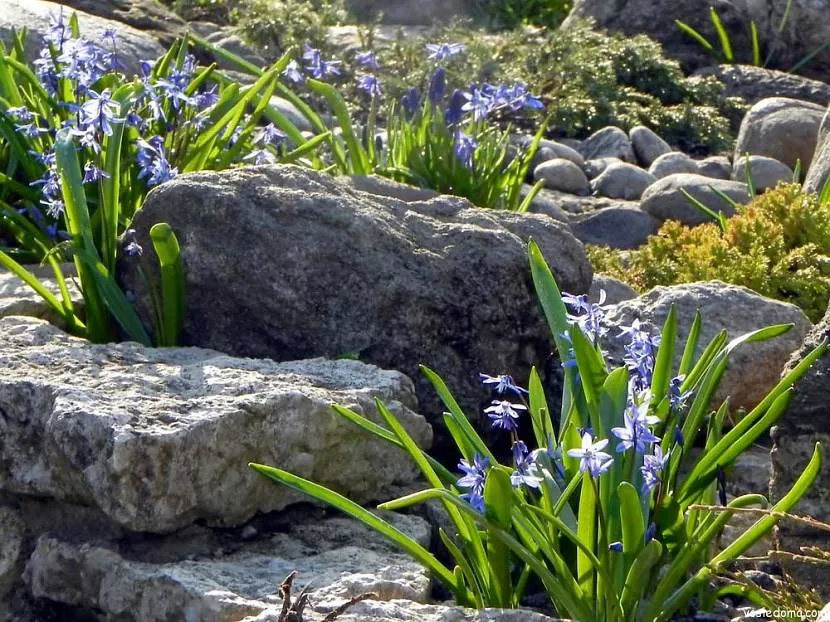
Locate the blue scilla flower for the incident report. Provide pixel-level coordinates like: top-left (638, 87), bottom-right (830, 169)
top-left (479, 373), bottom-right (528, 396)
top-left (355, 51), bottom-right (380, 70)
top-left (484, 399), bottom-right (525, 432)
top-left (243, 148), bottom-right (277, 165)
top-left (511, 441), bottom-right (542, 489)
top-left (428, 67), bottom-right (446, 105)
top-left (56, 38), bottom-right (97, 79)
top-left (507, 83), bottom-right (544, 111)
top-left (356, 74), bottom-right (382, 97)
top-left (567, 432), bottom-right (613, 477)
top-left (458, 453), bottom-right (489, 513)
top-left (618, 319), bottom-right (661, 391)
top-left (611, 396), bottom-right (660, 453)
top-left (6, 106), bottom-right (33, 123)
top-left (79, 89), bottom-right (122, 136)
top-left (302, 44), bottom-right (340, 79)
top-left (136, 137), bottom-right (177, 187)
top-left (41, 198), bottom-right (65, 219)
top-left (669, 375), bottom-right (693, 413)
top-left (461, 86), bottom-right (492, 122)
top-left (425, 42), bottom-right (465, 61)
top-left (445, 90), bottom-right (466, 125)
top-left (641, 445), bottom-right (670, 493)
top-left (31, 168), bottom-right (61, 200)
top-left (282, 60), bottom-right (304, 84)
top-left (453, 131), bottom-right (477, 169)
top-left (562, 289), bottom-right (608, 343)
top-left (608, 541), bottom-right (623, 553)
top-left (123, 229), bottom-right (143, 257)
top-left (44, 9), bottom-right (70, 50)
top-left (193, 85), bottom-right (219, 111)
top-left (15, 122), bottom-right (48, 139)
top-left (256, 123), bottom-right (287, 146)
top-left (155, 78), bottom-right (194, 111)
top-left (82, 162), bottom-right (109, 184)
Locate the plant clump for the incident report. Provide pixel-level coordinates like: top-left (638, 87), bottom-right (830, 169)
top-left (588, 184), bottom-right (830, 322)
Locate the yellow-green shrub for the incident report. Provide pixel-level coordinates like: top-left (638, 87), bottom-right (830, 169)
top-left (588, 183), bottom-right (830, 322)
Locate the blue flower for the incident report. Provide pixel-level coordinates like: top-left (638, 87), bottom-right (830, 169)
top-left (453, 131), bottom-right (477, 169)
top-left (355, 51), bottom-right (380, 69)
top-left (136, 137), bottom-right (178, 187)
top-left (641, 445), bottom-right (670, 493)
top-left (401, 87), bottom-right (420, 117)
top-left (15, 122), bottom-right (48, 138)
top-left (511, 441), bottom-right (542, 489)
top-left (562, 289), bottom-right (608, 343)
top-left (243, 149), bottom-right (277, 165)
top-left (82, 162), bottom-right (109, 184)
top-left (479, 373), bottom-right (528, 396)
top-left (484, 399), bottom-right (526, 431)
top-left (282, 60), bottom-right (304, 84)
top-left (610, 395), bottom-right (660, 453)
top-left (6, 106), bottom-right (33, 123)
top-left (79, 89), bottom-right (122, 136)
top-left (193, 85), bottom-right (219, 110)
top-left (155, 78), bottom-right (194, 111)
top-left (356, 74), bottom-right (382, 97)
top-left (444, 90), bottom-right (466, 125)
top-left (458, 453), bottom-right (489, 512)
top-left (256, 123), bottom-right (287, 146)
top-left (123, 229), bottom-right (143, 257)
top-left (41, 198), bottom-right (65, 219)
top-left (461, 86), bottom-right (492, 122)
top-left (428, 67), bottom-right (446, 104)
top-left (425, 42), bottom-right (465, 61)
top-left (303, 44), bottom-right (340, 79)
top-left (44, 9), bottom-right (70, 50)
top-left (567, 432), bottom-right (613, 477)
top-left (608, 541), bottom-right (623, 553)
top-left (619, 319), bottom-right (661, 391)
top-left (669, 375), bottom-right (693, 413)
top-left (645, 522), bottom-right (657, 543)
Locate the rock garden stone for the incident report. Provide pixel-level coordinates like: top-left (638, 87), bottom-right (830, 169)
top-left (569, 205), bottom-right (661, 250)
top-left (602, 281), bottom-right (811, 410)
top-left (579, 127), bottom-right (636, 163)
top-left (640, 173), bottom-right (751, 226)
top-left (629, 126), bottom-right (672, 167)
top-left (584, 157), bottom-right (623, 180)
top-left (528, 188), bottom-right (636, 216)
top-left (58, 0), bottom-right (185, 45)
top-left (122, 165), bottom-right (592, 430)
top-left (0, 508), bottom-right (24, 598)
top-left (0, 315), bottom-right (430, 533)
top-left (694, 65), bottom-right (830, 109)
top-left (534, 158), bottom-right (590, 195)
top-left (771, 303), bottom-right (830, 593)
top-left (804, 106), bottom-right (830, 194)
top-left (590, 275), bottom-right (638, 305)
top-left (0, 0), bottom-right (165, 79)
top-left (697, 155), bottom-right (733, 180)
top-left (648, 152), bottom-right (700, 179)
top-left (343, 0), bottom-right (472, 25)
top-left (0, 264), bottom-right (82, 329)
top-left (24, 512), bottom-right (434, 622)
top-left (246, 602), bottom-right (559, 621)
top-left (734, 97), bottom-right (826, 172)
top-left (590, 161), bottom-right (657, 200)
top-left (732, 155), bottom-right (793, 191)
top-left (519, 136), bottom-right (585, 170)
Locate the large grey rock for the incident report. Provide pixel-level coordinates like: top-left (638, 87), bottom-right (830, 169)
top-left (640, 174), bottom-right (750, 226)
top-left (694, 65), bottom-right (830, 108)
top-left (590, 161), bottom-right (656, 200)
top-left (24, 512), bottom-right (434, 622)
top-left (0, 315), bottom-right (430, 533)
top-left (534, 158), bottom-right (590, 195)
top-left (570, 205), bottom-right (660, 249)
top-left (0, 265), bottom-right (82, 329)
top-left (564, 0), bottom-right (830, 80)
top-left (0, 0), bottom-right (165, 79)
top-left (579, 127), bottom-right (636, 163)
top-left (343, 0), bottom-right (472, 25)
top-left (590, 275), bottom-right (637, 305)
top-left (529, 187), bottom-right (637, 215)
top-left (517, 136), bottom-right (585, 170)
top-left (584, 157), bottom-right (624, 180)
top-left (122, 165), bottom-right (592, 431)
top-left (602, 281), bottom-right (811, 410)
top-left (0, 508), bottom-right (23, 598)
top-left (770, 303), bottom-right (830, 596)
top-left (734, 97), bottom-right (825, 171)
top-left (804, 106), bottom-right (830, 194)
top-left (697, 155), bottom-right (732, 180)
top-left (246, 602), bottom-right (559, 621)
top-left (732, 155), bottom-right (793, 191)
top-left (56, 0), bottom-right (185, 44)
top-left (629, 126), bottom-right (672, 167)
top-left (648, 152), bottom-right (699, 179)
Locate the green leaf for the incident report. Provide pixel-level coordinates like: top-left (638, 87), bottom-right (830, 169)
top-left (622, 539), bottom-right (663, 619)
top-left (484, 468), bottom-right (514, 607)
top-left (678, 311), bottom-right (702, 378)
top-left (675, 20), bottom-right (715, 54)
top-left (619, 481), bottom-right (646, 562)
top-left (651, 305), bottom-right (677, 416)
top-left (528, 366), bottom-right (553, 449)
top-left (249, 463), bottom-right (463, 596)
top-left (149, 223), bottom-right (185, 347)
top-left (307, 78), bottom-right (371, 175)
top-left (750, 21), bottom-right (762, 66)
top-left (710, 7), bottom-right (734, 62)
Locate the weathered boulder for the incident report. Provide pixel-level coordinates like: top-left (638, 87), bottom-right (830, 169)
top-left (529, 187), bottom-right (636, 216)
top-left (0, 265), bottom-right (82, 329)
top-left (590, 161), bottom-right (656, 200)
top-left (0, 0), bottom-right (165, 78)
top-left (122, 165), bottom-right (592, 433)
top-left (590, 274), bottom-right (637, 305)
top-left (694, 65), bottom-right (830, 109)
top-left (56, 0), bottom-right (185, 45)
top-left (640, 174), bottom-right (750, 226)
top-left (534, 158), bottom-right (590, 195)
top-left (648, 152), bottom-right (699, 179)
top-left (697, 155), bottom-right (733, 180)
top-left (629, 126), bottom-right (672, 167)
top-left (0, 315), bottom-right (430, 533)
top-left (569, 205), bottom-right (660, 250)
top-left (579, 127), bottom-right (636, 163)
top-left (804, 106), bottom-right (830, 194)
top-left (24, 511), bottom-right (433, 622)
top-left (732, 155), bottom-right (793, 191)
top-left (245, 602), bottom-right (558, 621)
top-left (602, 282), bottom-right (811, 410)
top-left (343, 0), bottom-right (472, 25)
top-left (0, 508), bottom-right (24, 598)
top-left (733, 97), bottom-right (825, 171)
top-left (584, 157), bottom-right (624, 180)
